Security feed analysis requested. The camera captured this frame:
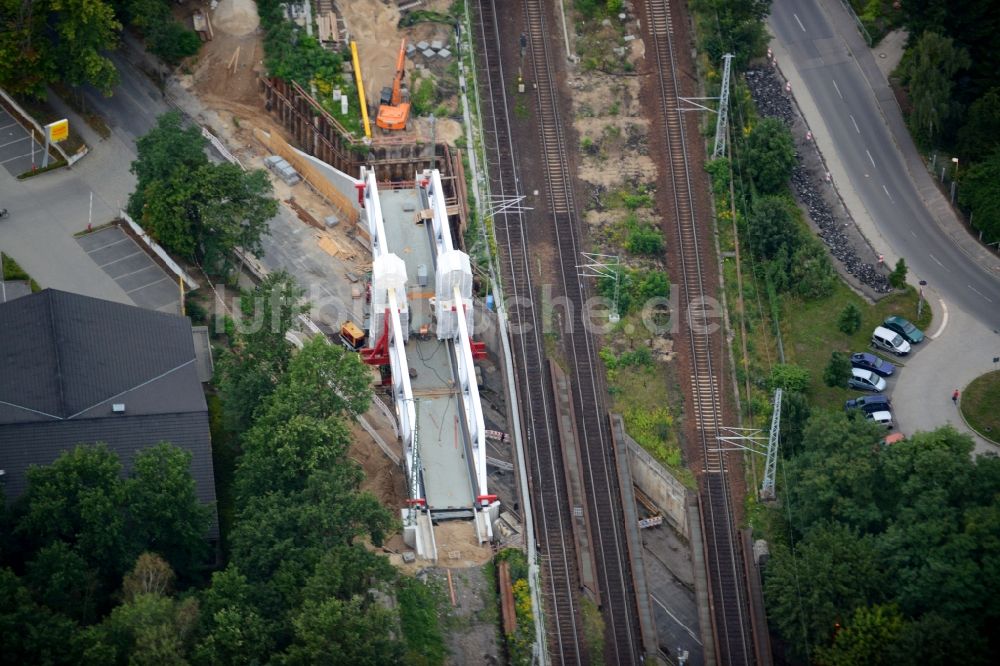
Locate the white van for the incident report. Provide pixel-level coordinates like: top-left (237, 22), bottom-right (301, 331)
top-left (866, 409), bottom-right (894, 430)
top-left (872, 326), bottom-right (911, 356)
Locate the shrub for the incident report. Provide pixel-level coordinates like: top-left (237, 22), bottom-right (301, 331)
top-left (823, 351), bottom-right (852, 388)
top-left (626, 224), bottom-right (664, 255)
top-left (768, 363), bottom-right (811, 393)
top-left (889, 257), bottom-right (908, 288)
top-left (838, 302), bottom-right (862, 334)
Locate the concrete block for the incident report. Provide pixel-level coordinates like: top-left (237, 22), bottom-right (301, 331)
top-left (430, 39), bottom-right (444, 51)
top-left (422, 49), bottom-right (436, 58)
top-left (416, 40), bottom-right (429, 51)
top-left (438, 48), bottom-right (451, 59)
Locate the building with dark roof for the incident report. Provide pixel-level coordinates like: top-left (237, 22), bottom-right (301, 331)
top-left (0, 289), bottom-right (218, 538)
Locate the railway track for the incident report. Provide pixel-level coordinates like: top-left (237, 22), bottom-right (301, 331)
top-left (642, 0), bottom-right (757, 662)
top-left (473, 0), bottom-right (643, 663)
top-left (471, 1), bottom-right (584, 662)
top-left (519, 0), bottom-right (642, 661)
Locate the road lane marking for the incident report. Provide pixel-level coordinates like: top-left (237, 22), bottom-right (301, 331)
top-left (794, 13), bottom-right (806, 31)
top-left (882, 184), bottom-right (894, 202)
top-left (650, 593), bottom-right (703, 644)
top-left (969, 284), bottom-right (994, 303)
top-left (929, 253), bottom-right (946, 269)
top-left (0, 150), bottom-right (34, 165)
top-left (850, 114), bottom-right (860, 133)
top-left (832, 79), bottom-right (843, 99)
top-left (930, 299), bottom-right (948, 339)
top-left (866, 149), bottom-right (876, 168)
top-left (910, 230), bottom-right (917, 237)
top-left (0, 135), bottom-right (29, 150)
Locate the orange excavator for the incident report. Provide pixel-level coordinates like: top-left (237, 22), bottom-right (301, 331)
top-left (376, 40), bottom-right (411, 131)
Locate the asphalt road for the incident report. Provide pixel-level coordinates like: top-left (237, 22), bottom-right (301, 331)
top-left (769, 0), bottom-right (1000, 331)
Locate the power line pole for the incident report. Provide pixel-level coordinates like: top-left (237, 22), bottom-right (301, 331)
top-left (712, 54), bottom-right (734, 159)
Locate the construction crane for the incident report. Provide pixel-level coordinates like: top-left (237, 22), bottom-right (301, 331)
top-left (376, 40), bottom-right (411, 131)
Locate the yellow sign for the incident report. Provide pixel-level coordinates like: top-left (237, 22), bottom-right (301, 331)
top-left (47, 119), bottom-right (69, 143)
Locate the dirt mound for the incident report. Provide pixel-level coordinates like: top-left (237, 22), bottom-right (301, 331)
top-left (213, 0), bottom-right (260, 36)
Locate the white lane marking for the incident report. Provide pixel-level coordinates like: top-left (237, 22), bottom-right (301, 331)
top-left (832, 79), bottom-right (843, 99)
top-left (850, 114), bottom-right (860, 133)
top-left (794, 13), bottom-right (806, 31)
top-left (910, 230), bottom-right (917, 237)
top-left (882, 184), bottom-right (894, 202)
top-left (0, 135), bottom-right (29, 149)
top-left (929, 253), bottom-right (946, 269)
top-left (930, 299), bottom-right (948, 339)
top-left (969, 284), bottom-right (994, 303)
top-left (650, 593), bottom-right (703, 645)
top-left (0, 150), bottom-right (34, 165)
top-left (866, 149), bottom-right (876, 168)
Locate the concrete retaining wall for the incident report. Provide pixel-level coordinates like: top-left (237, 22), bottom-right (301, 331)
top-left (625, 433), bottom-right (690, 538)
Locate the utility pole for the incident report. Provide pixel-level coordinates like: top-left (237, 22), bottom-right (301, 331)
top-left (712, 54), bottom-right (734, 159)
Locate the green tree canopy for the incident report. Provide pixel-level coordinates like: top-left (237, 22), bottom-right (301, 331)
top-left (902, 31), bottom-right (971, 147)
top-left (125, 444), bottom-right (211, 580)
top-left (690, 0), bottom-right (770, 68)
top-left (216, 271), bottom-right (307, 430)
top-left (823, 350), bottom-right (852, 388)
top-left (957, 150), bottom-right (1000, 244)
top-left (742, 118), bottom-right (797, 194)
top-left (747, 195), bottom-right (800, 262)
top-left (0, 0), bottom-right (121, 97)
top-left (128, 112), bottom-right (277, 276)
top-left (957, 87), bottom-right (1000, 161)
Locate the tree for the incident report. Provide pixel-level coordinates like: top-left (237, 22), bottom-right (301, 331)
top-left (16, 445), bottom-right (129, 582)
top-left (889, 257), bottom-right (908, 289)
top-left (957, 88), bottom-right (1000, 161)
top-left (743, 118), bottom-right (797, 194)
top-left (784, 411), bottom-right (887, 534)
top-left (97, 592), bottom-right (199, 666)
top-left (746, 195), bottom-right (800, 262)
top-left (790, 239), bottom-right (836, 299)
top-left (192, 164), bottom-right (278, 275)
top-left (767, 363), bottom-right (811, 393)
top-left (125, 445), bottom-right (210, 579)
top-left (958, 150), bottom-right (1000, 244)
top-left (193, 566), bottom-right (271, 665)
top-left (282, 596), bottom-right (402, 666)
top-left (902, 31), bottom-right (971, 147)
top-left (0, 0), bottom-right (121, 97)
top-left (26, 541), bottom-right (101, 624)
top-left (0, 567), bottom-right (84, 665)
top-left (51, 0), bottom-right (122, 94)
top-left (690, 0), bottom-right (770, 68)
top-left (764, 523), bottom-right (888, 662)
top-left (823, 351), bottom-right (852, 388)
top-left (129, 111), bottom-right (210, 222)
top-left (122, 553), bottom-right (176, 602)
top-left (216, 271), bottom-right (307, 431)
top-left (838, 302), bottom-right (862, 334)
top-left (812, 603), bottom-right (907, 666)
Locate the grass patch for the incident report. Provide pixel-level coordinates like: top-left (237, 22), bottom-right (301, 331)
top-left (961, 370), bottom-right (1000, 443)
top-left (398, 575), bottom-right (447, 666)
top-left (781, 283), bottom-right (931, 408)
top-left (580, 596), bottom-right (605, 665)
top-left (1, 253), bottom-right (42, 291)
top-left (603, 316), bottom-right (695, 487)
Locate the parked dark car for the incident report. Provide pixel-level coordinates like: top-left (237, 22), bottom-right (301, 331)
top-left (850, 352), bottom-right (895, 377)
top-left (883, 315), bottom-right (925, 344)
top-left (845, 393), bottom-right (892, 415)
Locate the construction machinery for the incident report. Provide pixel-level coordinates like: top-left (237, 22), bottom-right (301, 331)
top-left (339, 320), bottom-right (367, 351)
top-left (376, 40), bottom-right (411, 131)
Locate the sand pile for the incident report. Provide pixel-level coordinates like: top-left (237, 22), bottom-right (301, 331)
top-left (213, 0), bottom-right (260, 36)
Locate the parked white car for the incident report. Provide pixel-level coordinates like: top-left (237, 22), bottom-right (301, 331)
top-left (871, 325), bottom-right (911, 356)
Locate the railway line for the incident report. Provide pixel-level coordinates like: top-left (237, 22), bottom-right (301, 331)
top-left (642, 0), bottom-right (757, 662)
top-left (471, 1), bottom-right (583, 662)
top-left (473, 0), bottom-right (642, 663)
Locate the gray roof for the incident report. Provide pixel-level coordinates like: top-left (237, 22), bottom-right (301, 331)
top-left (0, 290), bottom-right (217, 537)
top-left (0, 281), bottom-right (30, 303)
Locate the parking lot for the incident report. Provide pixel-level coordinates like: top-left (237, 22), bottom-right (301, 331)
top-left (76, 226), bottom-right (180, 314)
top-left (0, 107), bottom-right (50, 176)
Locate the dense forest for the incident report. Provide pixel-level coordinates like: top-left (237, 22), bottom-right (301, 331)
top-left (889, 0), bottom-right (1000, 243)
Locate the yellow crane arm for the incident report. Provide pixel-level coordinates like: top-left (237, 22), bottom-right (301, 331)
top-left (350, 41), bottom-right (372, 139)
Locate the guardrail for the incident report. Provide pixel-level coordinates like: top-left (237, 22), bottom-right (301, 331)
top-left (119, 211), bottom-right (200, 289)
